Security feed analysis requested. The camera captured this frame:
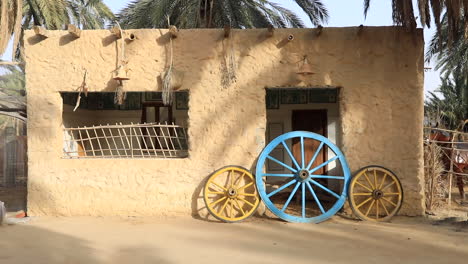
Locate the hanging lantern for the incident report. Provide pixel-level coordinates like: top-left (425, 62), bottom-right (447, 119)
top-left (297, 56), bottom-right (315, 76)
top-left (113, 64), bottom-right (130, 81)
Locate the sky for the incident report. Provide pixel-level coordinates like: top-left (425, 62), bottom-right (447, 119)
top-left (1, 0), bottom-right (441, 95)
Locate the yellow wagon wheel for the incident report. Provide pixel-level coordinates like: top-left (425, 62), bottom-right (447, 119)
top-left (349, 166), bottom-right (403, 222)
top-left (203, 166), bottom-right (260, 223)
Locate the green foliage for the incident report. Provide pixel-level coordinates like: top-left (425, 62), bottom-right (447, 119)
top-left (425, 71), bottom-right (468, 130)
top-left (117, 0), bottom-right (329, 29)
top-left (23, 0), bottom-right (115, 29)
top-left (426, 14), bottom-right (467, 78)
top-left (0, 65), bottom-right (25, 98)
top-left (364, 0), bottom-right (467, 42)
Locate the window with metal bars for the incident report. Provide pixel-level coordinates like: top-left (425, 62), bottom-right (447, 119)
top-left (61, 92), bottom-right (189, 159)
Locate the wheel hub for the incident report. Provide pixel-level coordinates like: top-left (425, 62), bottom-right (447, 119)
top-left (297, 170), bottom-right (310, 182)
top-left (372, 189), bottom-right (384, 199)
top-left (227, 188), bottom-right (237, 198)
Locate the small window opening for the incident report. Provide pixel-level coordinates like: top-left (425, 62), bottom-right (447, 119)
top-left (61, 91), bottom-right (189, 159)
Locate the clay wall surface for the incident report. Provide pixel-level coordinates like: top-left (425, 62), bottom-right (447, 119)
top-left (24, 27), bottom-right (425, 216)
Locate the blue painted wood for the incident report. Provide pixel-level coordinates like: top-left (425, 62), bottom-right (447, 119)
top-left (256, 131), bottom-right (351, 223)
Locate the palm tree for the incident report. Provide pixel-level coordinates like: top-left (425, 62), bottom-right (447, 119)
top-left (117, 0), bottom-right (329, 29)
top-left (0, 0), bottom-right (115, 58)
top-left (426, 14), bottom-right (467, 79)
top-left (425, 71), bottom-right (468, 130)
top-left (0, 64), bottom-right (26, 120)
top-left (364, 0), bottom-right (467, 42)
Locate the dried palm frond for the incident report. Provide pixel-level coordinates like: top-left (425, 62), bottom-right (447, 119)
top-left (114, 81), bottom-right (126, 105)
top-left (424, 142), bottom-right (447, 211)
top-left (162, 16), bottom-right (175, 105)
top-left (220, 33), bottom-right (237, 89)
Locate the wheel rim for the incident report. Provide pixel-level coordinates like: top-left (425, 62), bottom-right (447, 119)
top-left (349, 166), bottom-right (403, 221)
top-left (203, 166), bottom-right (260, 222)
top-left (255, 131), bottom-right (351, 223)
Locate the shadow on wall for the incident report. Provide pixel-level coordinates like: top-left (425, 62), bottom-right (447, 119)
top-left (189, 32), bottom-right (310, 218)
top-left (0, 224), bottom-right (171, 264)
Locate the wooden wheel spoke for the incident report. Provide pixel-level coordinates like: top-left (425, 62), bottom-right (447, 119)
top-left (234, 199), bottom-right (245, 216)
top-left (267, 179), bottom-right (297, 198)
top-left (233, 172), bottom-right (245, 189)
top-left (376, 199), bottom-right (379, 219)
top-left (211, 181), bottom-right (227, 191)
top-left (382, 197), bottom-right (398, 207)
top-left (384, 193), bottom-right (401, 196)
top-left (207, 191), bottom-right (225, 195)
top-left (310, 179), bottom-right (341, 199)
top-left (306, 142), bottom-right (324, 171)
top-left (218, 198), bottom-right (230, 215)
top-left (281, 182), bottom-right (301, 212)
top-left (230, 199), bottom-right (235, 218)
top-left (210, 196), bottom-right (227, 207)
top-left (356, 197), bottom-right (373, 209)
top-left (382, 180), bottom-right (396, 191)
top-left (267, 155), bottom-right (298, 173)
top-left (380, 199), bottom-right (390, 216)
top-left (238, 197), bottom-right (255, 208)
top-left (281, 140), bottom-right (301, 171)
top-left (355, 181), bottom-right (373, 192)
top-left (365, 200), bottom-right (376, 217)
top-left (373, 169), bottom-right (378, 190)
top-left (353, 193), bottom-right (372, 196)
top-left (230, 170), bottom-right (234, 187)
top-left (238, 181), bottom-right (254, 191)
top-left (379, 173), bottom-right (388, 189)
top-left (363, 172), bottom-right (375, 189)
top-left (309, 156), bottom-right (339, 175)
top-left (238, 192), bottom-right (256, 197)
top-left (300, 136), bottom-right (305, 168)
top-left (306, 181), bottom-right (325, 214)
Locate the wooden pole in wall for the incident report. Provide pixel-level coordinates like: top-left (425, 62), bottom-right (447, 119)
top-left (33, 26), bottom-right (48, 38)
top-left (267, 25), bottom-right (275, 37)
top-left (224, 25), bottom-right (231, 38)
top-left (169, 26), bottom-right (178, 38)
top-left (110, 26), bottom-right (122, 39)
top-left (68, 24), bottom-right (81, 38)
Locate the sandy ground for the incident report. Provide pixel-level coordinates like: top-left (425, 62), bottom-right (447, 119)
top-left (0, 215), bottom-right (467, 264)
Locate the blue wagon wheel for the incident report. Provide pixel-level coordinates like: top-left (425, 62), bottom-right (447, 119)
top-left (255, 131), bottom-right (351, 223)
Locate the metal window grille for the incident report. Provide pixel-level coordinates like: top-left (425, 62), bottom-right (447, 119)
top-left (63, 122), bottom-right (188, 159)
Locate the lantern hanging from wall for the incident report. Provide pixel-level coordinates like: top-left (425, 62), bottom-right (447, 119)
top-left (297, 56), bottom-right (314, 76)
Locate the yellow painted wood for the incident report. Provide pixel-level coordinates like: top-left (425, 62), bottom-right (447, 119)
top-left (349, 166), bottom-right (403, 222)
top-left (203, 166), bottom-right (260, 222)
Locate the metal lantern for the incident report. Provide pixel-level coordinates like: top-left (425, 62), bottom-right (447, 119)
top-left (297, 56), bottom-right (314, 76)
top-left (113, 66), bottom-right (130, 81)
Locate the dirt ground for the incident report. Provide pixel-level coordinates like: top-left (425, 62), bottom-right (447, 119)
top-left (0, 215), bottom-right (467, 264)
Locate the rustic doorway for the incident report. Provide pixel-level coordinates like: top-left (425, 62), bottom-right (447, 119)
top-left (292, 110), bottom-right (328, 175)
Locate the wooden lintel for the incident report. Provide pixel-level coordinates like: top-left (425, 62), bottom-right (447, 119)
top-left (33, 26), bottom-right (48, 38)
top-left (68, 24), bottom-right (81, 38)
top-left (316, 25), bottom-right (323, 36)
top-left (267, 25), bottom-right (275, 37)
top-left (110, 26), bottom-right (122, 39)
top-left (224, 25), bottom-right (231, 38)
top-left (169, 25), bottom-right (178, 38)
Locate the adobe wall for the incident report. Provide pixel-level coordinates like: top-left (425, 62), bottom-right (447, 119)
top-left (24, 27), bottom-right (425, 216)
